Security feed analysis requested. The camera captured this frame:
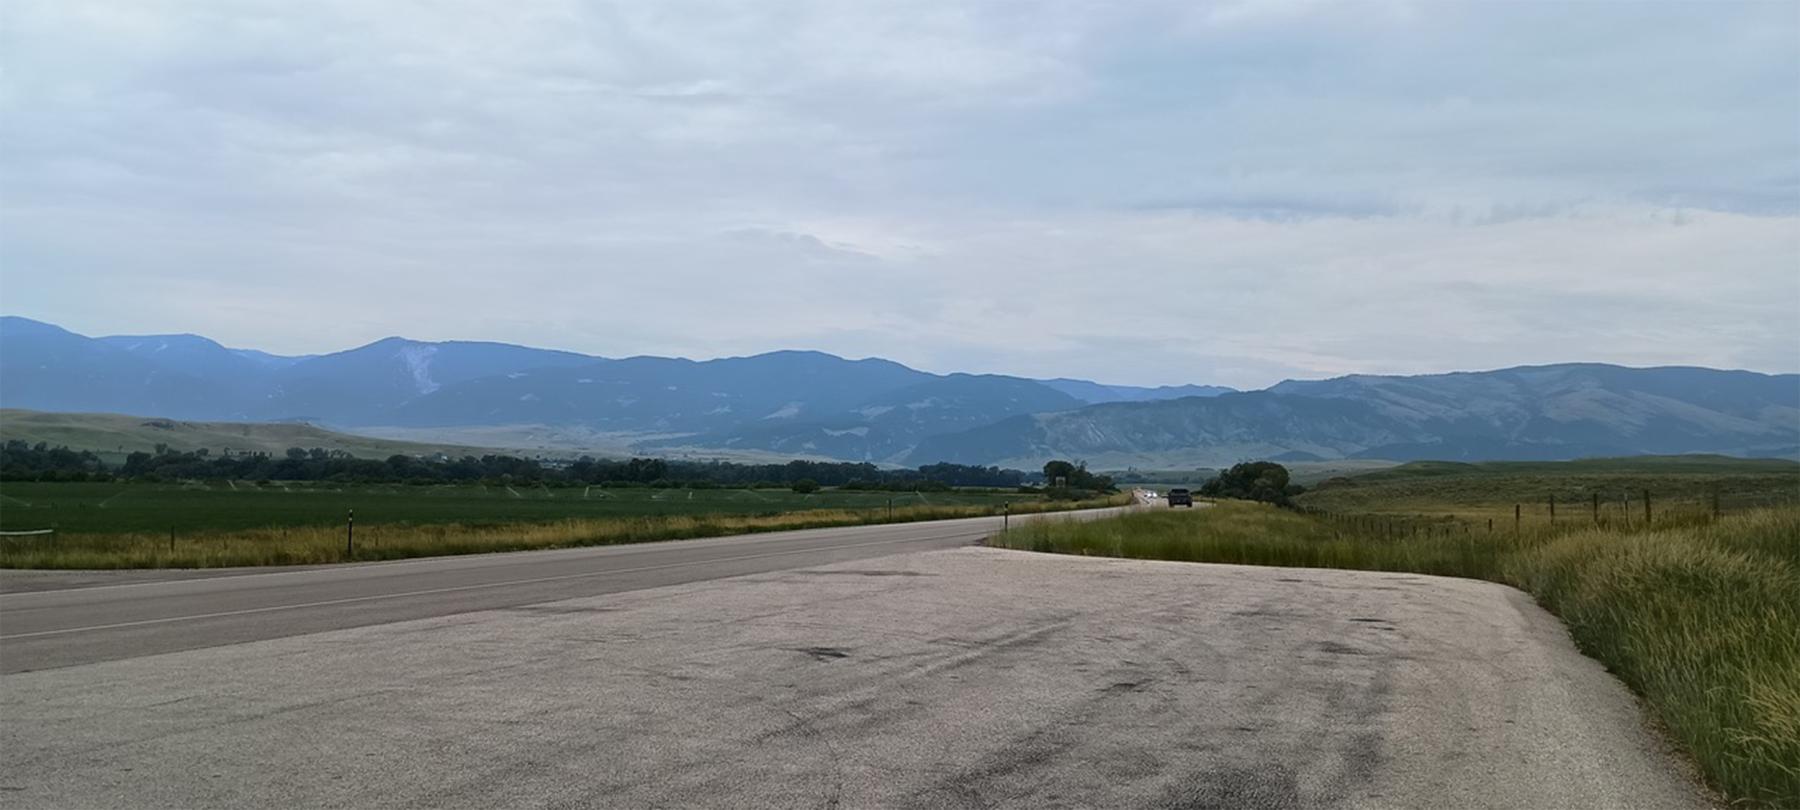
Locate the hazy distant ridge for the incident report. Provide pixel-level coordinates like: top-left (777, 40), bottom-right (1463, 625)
top-left (913, 365), bottom-right (1800, 467)
top-left (1, 317), bottom-right (1150, 462)
top-left (4, 316), bottom-right (1793, 466)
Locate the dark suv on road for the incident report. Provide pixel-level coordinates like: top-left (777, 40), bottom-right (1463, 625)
top-left (1167, 488), bottom-right (1194, 507)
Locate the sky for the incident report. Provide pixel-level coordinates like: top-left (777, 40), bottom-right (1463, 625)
top-left (2, 0), bottom-right (1797, 390)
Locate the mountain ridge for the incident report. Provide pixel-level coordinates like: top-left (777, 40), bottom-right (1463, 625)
top-left (3, 315), bottom-right (1794, 466)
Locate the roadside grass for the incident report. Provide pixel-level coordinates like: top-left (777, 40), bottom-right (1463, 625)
top-left (0, 494), bottom-right (1129, 569)
top-left (991, 501), bottom-right (1800, 807)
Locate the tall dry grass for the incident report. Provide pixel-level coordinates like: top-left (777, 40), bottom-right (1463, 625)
top-left (1508, 509), bottom-right (1800, 806)
top-left (992, 501), bottom-right (1800, 806)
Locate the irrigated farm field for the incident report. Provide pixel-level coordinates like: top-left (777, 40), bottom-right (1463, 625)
top-left (0, 481), bottom-right (1124, 569)
top-left (0, 481), bottom-right (1034, 535)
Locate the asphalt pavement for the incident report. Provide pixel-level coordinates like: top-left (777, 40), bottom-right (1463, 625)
top-left (0, 511), bottom-right (1714, 808)
top-left (0, 507), bottom-right (1129, 673)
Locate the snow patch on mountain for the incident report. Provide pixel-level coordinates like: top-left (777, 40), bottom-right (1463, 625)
top-left (396, 345), bottom-right (440, 394)
top-left (764, 402), bottom-right (803, 419)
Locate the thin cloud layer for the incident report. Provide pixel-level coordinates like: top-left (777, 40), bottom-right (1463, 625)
top-left (2, 0), bottom-right (1796, 388)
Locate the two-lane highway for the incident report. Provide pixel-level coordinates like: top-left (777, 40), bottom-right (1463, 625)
top-left (0, 507), bottom-right (1129, 673)
top-left (1, 535), bottom-right (1713, 809)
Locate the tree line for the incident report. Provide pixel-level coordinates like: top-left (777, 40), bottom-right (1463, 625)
top-left (0, 440), bottom-right (1036, 490)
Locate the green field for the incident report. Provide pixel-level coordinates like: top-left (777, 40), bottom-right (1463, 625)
top-left (1295, 455), bottom-right (1800, 519)
top-left (0, 481), bottom-right (1036, 536)
top-left (0, 480), bottom-right (1121, 569)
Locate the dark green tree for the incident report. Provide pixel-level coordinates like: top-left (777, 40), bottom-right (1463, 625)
top-left (1199, 461), bottom-right (1303, 506)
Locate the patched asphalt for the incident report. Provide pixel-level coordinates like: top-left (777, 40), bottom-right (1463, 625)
top-left (0, 546), bottom-right (1713, 808)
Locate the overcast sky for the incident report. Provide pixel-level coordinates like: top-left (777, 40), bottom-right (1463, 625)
top-left (2, 1), bottom-right (1797, 389)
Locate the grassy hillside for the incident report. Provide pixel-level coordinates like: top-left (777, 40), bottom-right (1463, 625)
top-left (1296, 455), bottom-right (1800, 519)
top-left (0, 410), bottom-right (531, 463)
top-left (993, 502), bottom-right (1800, 806)
top-left (362, 423), bottom-right (846, 465)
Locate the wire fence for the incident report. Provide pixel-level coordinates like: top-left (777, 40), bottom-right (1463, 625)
top-left (1295, 485), bottom-right (1797, 539)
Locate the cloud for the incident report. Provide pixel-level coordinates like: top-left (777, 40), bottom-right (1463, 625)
top-left (1, 0), bottom-right (1796, 389)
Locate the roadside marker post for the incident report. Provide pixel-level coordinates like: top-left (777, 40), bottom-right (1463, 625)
top-left (1514, 503), bottom-right (1520, 533)
top-left (1004, 502), bottom-right (1010, 532)
top-left (346, 509), bottom-right (355, 558)
top-left (1643, 489), bottom-right (1651, 525)
top-left (1548, 494), bottom-right (1555, 524)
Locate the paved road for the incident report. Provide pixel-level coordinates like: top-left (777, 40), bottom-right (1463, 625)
top-left (0, 508), bottom-right (1130, 673)
top-left (0, 546), bottom-right (1711, 809)
top-left (1, 502), bottom-right (1711, 808)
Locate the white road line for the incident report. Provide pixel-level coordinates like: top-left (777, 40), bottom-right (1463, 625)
top-left (0, 532), bottom-right (987, 641)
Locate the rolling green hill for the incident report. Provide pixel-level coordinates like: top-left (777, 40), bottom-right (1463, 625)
top-left (0, 410), bottom-right (531, 463)
top-left (1294, 455), bottom-right (1800, 517)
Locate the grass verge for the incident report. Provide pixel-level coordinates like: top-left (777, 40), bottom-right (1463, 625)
top-left (991, 501), bottom-right (1800, 807)
top-left (0, 494), bottom-right (1129, 569)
